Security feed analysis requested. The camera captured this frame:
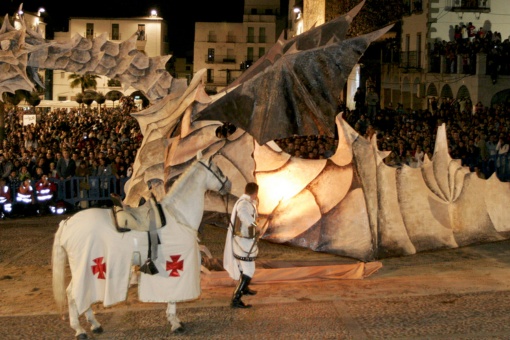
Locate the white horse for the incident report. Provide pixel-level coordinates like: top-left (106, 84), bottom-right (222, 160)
top-left (52, 154), bottom-right (231, 339)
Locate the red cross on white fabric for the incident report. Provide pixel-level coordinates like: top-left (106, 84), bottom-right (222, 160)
top-left (166, 255), bottom-right (184, 277)
top-left (91, 257), bottom-right (107, 280)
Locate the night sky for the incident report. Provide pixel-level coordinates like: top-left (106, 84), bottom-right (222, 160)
top-left (3, 0), bottom-right (244, 56)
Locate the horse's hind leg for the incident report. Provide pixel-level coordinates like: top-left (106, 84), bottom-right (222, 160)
top-left (84, 308), bottom-right (103, 334)
top-left (67, 285), bottom-right (88, 339)
top-left (166, 302), bottom-right (184, 333)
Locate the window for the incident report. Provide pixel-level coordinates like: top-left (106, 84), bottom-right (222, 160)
top-left (259, 27), bottom-right (266, 43)
top-left (227, 31), bottom-right (235, 43)
top-left (207, 69), bottom-right (214, 83)
top-left (86, 23), bottom-right (94, 39)
top-left (247, 47), bottom-right (254, 62)
top-left (112, 24), bottom-right (120, 40)
top-left (208, 30), bottom-right (217, 43)
top-left (417, 33), bottom-right (422, 68)
top-left (258, 47), bottom-right (265, 58)
top-left (136, 24), bottom-right (145, 41)
top-left (247, 27), bottom-right (255, 43)
top-left (208, 48), bottom-right (215, 62)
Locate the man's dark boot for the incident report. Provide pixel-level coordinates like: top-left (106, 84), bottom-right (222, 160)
top-left (231, 275), bottom-right (252, 308)
top-left (241, 274), bottom-right (257, 295)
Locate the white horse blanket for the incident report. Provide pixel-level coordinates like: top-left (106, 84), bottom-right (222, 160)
top-left (60, 209), bottom-right (200, 315)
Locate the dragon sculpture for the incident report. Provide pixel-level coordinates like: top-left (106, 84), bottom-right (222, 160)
top-left (2, 2), bottom-right (510, 261)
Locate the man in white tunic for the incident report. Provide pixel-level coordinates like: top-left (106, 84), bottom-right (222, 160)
top-left (223, 182), bottom-right (259, 308)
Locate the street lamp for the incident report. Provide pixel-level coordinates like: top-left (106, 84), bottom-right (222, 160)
top-left (150, 9), bottom-right (157, 17)
top-left (38, 8), bottom-right (45, 16)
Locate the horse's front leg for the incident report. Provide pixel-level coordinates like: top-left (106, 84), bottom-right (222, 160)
top-left (84, 308), bottom-right (103, 335)
top-left (66, 285), bottom-right (88, 339)
top-left (166, 302), bottom-right (185, 333)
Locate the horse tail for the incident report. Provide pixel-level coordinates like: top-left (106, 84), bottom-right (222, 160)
top-left (52, 219), bottom-right (68, 314)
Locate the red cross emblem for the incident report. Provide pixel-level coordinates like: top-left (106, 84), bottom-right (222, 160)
top-left (166, 255), bottom-right (184, 277)
top-left (91, 257), bottom-right (107, 280)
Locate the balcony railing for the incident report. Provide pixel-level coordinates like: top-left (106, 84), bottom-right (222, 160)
top-left (204, 55), bottom-right (237, 64)
top-left (400, 51), bottom-right (422, 69)
top-left (403, 0), bottom-right (423, 16)
top-left (110, 33), bottom-right (122, 41)
top-left (446, 0), bottom-right (490, 12)
top-left (246, 35), bottom-right (267, 43)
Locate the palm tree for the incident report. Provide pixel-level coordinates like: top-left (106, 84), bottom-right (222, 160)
top-left (68, 73), bottom-right (100, 93)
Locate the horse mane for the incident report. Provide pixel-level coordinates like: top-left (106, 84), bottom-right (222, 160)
top-left (161, 157), bottom-right (203, 205)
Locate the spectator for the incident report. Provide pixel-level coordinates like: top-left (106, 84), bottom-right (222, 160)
top-left (365, 86), bottom-right (379, 122)
top-left (354, 87), bottom-right (365, 113)
top-left (56, 149), bottom-right (76, 179)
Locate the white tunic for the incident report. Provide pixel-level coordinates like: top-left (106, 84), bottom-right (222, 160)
top-left (223, 194), bottom-right (258, 280)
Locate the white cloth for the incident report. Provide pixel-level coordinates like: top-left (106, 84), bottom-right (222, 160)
top-left (60, 209), bottom-right (202, 315)
top-left (138, 218), bottom-right (201, 303)
top-left (60, 209), bottom-right (134, 315)
top-left (223, 194), bottom-right (258, 280)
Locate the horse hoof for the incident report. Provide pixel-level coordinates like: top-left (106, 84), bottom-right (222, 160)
top-left (92, 326), bottom-right (104, 334)
top-left (76, 334), bottom-right (88, 340)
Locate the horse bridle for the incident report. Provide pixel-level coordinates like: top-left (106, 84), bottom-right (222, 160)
top-left (198, 155), bottom-right (229, 194)
top-left (198, 153), bottom-right (232, 231)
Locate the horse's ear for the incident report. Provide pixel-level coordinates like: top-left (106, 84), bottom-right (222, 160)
top-left (196, 150), bottom-right (203, 160)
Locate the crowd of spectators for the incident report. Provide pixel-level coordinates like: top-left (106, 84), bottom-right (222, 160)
top-left (345, 97), bottom-right (510, 181)
top-left (2, 88), bottom-right (510, 216)
top-left (275, 96), bottom-right (510, 183)
top-left (429, 22), bottom-right (510, 83)
top-left (0, 104), bottom-right (142, 214)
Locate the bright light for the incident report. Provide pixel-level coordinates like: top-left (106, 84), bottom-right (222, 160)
top-left (257, 170), bottom-right (303, 214)
top-left (4, 203), bottom-right (12, 213)
top-left (38, 8), bottom-right (45, 16)
top-left (293, 7), bottom-right (301, 13)
top-left (150, 9), bottom-right (157, 17)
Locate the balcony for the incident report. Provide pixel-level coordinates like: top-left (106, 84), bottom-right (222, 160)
top-left (109, 33), bottom-right (122, 41)
top-left (136, 33), bottom-right (147, 50)
top-left (246, 35), bottom-right (267, 44)
top-left (400, 51), bottom-right (422, 70)
top-left (205, 55), bottom-right (237, 64)
top-left (403, 0), bottom-right (423, 16)
top-left (226, 35), bottom-right (236, 43)
top-left (446, 0), bottom-right (490, 12)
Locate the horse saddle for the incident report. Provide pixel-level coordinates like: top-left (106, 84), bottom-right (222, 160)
top-left (110, 194), bottom-right (166, 232)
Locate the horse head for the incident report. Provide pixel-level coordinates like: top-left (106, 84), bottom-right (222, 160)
top-left (198, 152), bottom-right (232, 196)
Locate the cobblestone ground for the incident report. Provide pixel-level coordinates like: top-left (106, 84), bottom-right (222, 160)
top-left (1, 214), bottom-right (510, 339)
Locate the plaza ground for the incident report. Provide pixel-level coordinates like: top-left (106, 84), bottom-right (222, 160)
top-left (1, 214), bottom-right (510, 339)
